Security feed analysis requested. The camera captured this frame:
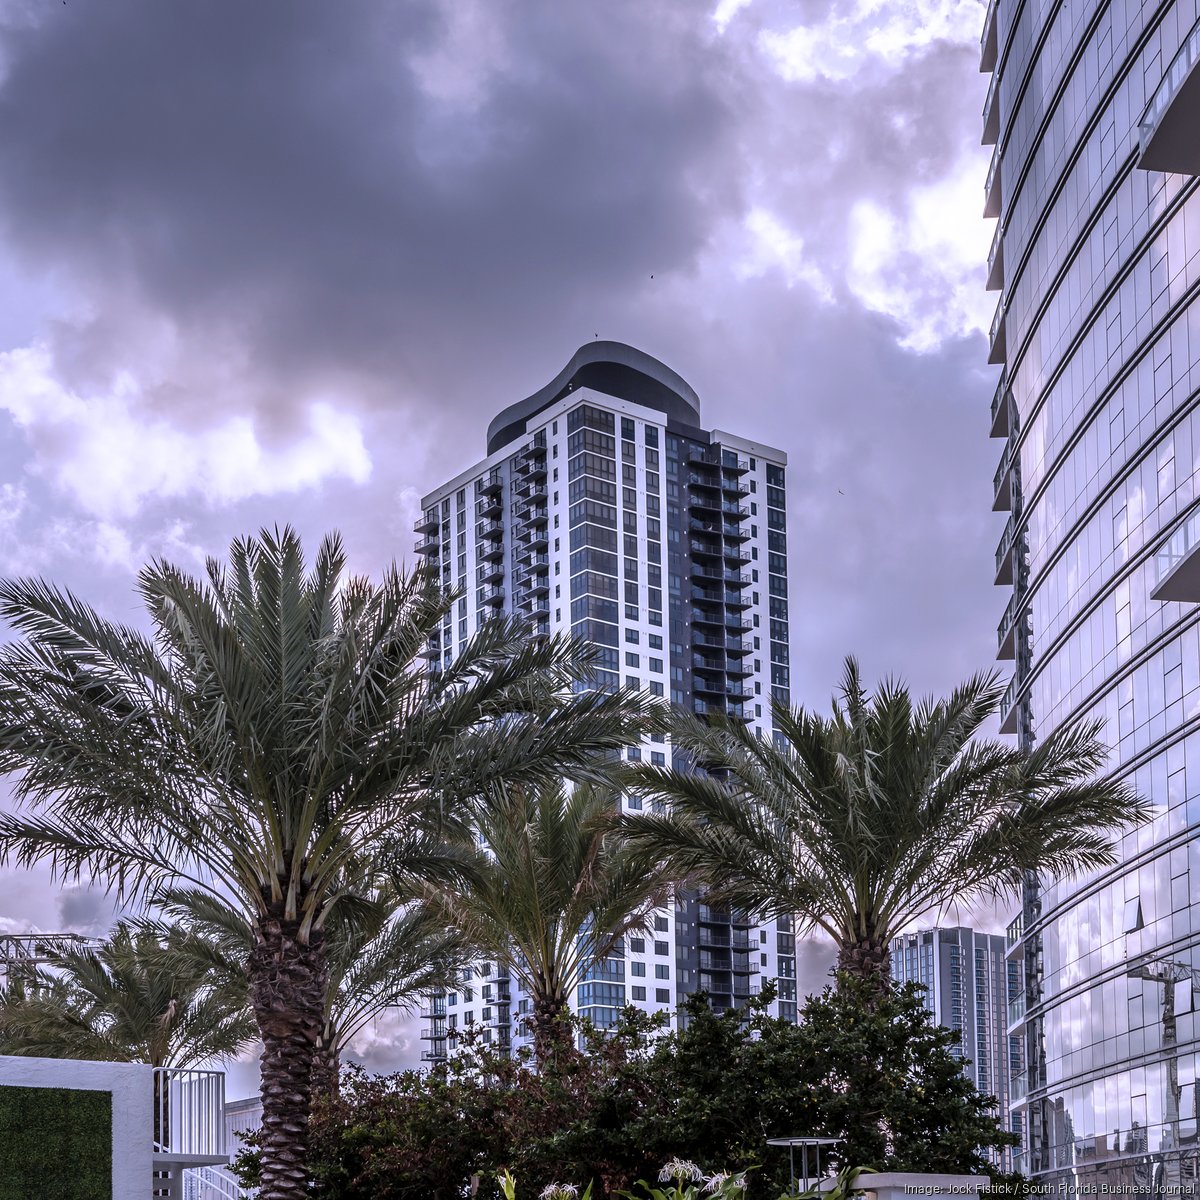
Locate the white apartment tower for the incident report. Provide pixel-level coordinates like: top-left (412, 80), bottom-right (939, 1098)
top-left (414, 341), bottom-right (796, 1061)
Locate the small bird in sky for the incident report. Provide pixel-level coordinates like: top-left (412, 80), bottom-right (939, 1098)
top-left (837, 488), bottom-right (845, 495)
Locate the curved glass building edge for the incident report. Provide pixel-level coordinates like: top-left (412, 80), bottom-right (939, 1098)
top-left (986, 0), bottom-right (1200, 1187)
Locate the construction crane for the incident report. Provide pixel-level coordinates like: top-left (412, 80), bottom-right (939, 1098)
top-left (0, 933), bottom-right (97, 990)
top-left (1126, 953), bottom-right (1200, 1188)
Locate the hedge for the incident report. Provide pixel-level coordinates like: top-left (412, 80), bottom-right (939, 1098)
top-left (0, 1084), bottom-right (112, 1200)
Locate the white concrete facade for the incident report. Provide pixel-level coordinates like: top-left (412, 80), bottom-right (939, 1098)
top-left (0, 1054), bottom-right (153, 1198)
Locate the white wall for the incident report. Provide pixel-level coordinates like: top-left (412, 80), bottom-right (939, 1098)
top-left (0, 1054), bottom-right (152, 1198)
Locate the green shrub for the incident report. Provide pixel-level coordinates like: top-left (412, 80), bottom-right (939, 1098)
top-left (0, 1084), bottom-right (112, 1200)
top-left (283, 980), bottom-right (1015, 1200)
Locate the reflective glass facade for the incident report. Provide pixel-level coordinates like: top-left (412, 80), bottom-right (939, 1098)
top-left (987, 0), bottom-right (1200, 1186)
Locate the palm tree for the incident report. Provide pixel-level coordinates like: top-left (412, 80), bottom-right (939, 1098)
top-left (425, 780), bottom-right (670, 1066)
top-left (0, 922), bottom-right (255, 1068)
top-left (0, 526), bottom-right (655, 1200)
top-left (624, 656), bottom-right (1151, 990)
top-left (153, 883), bottom-right (465, 1094)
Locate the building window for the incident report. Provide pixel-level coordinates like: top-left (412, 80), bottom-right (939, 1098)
top-left (632, 985), bottom-right (647, 1001)
top-left (631, 961), bottom-right (646, 977)
top-left (654, 940), bottom-right (669, 955)
top-left (655, 965), bottom-right (670, 979)
top-left (654, 916), bottom-right (668, 932)
top-left (655, 988), bottom-right (670, 1003)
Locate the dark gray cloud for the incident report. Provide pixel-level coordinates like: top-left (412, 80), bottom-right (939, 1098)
top-left (0, 0), bottom-right (1003, 1081)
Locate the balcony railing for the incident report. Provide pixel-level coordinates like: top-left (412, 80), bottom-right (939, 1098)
top-left (980, 0), bottom-right (998, 71)
top-left (993, 436), bottom-right (1014, 511)
top-left (995, 514), bottom-right (1016, 585)
top-left (997, 584), bottom-right (1024, 652)
top-left (982, 71), bottom-right (999, 144)
top-left (478, 469), bottom-right (504, 494)
top-left (153, 1068), bottom-right (226, 1164)
top-left (986, 221), bottom-right (1004, 291)
top-left (988, 296), bottom-right (1006, 364)
top-left (1151, 506), bottom-right (1200, 601)
top-left (999, 672), bottom-right (1020, 734)
top-left (1007, 993), bottom-right (1026, 1027)
top-left (1139, 15), bottom-right (1200, 173)
top-left (984, 145), bottom-right (1001, 217)
top-left (989, 372), bottom-right (1011, 438)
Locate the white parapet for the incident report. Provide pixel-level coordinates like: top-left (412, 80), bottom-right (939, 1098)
top-left (0, 1054), bottom-right (153, 1198)
top-left (823, 1173), bottom-right (992, 1200)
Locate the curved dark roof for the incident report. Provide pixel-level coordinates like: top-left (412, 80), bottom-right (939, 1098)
top-left (486, 341), bottom-right (701, 454)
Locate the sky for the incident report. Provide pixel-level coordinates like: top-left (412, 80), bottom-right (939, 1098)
top-left (0, 0), bottom-right (1002, 1086)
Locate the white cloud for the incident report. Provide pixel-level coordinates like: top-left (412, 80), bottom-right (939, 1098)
top-left (712, 0), bottom-right (753, 34)
top-left (0, 342), bottom-right (372, 520)
top-left (846, 153), bottom-right (994, 350)
top-left (735, 208), bottom-right (835, 302)
top-left (761, 0), bottom-right (984, 84)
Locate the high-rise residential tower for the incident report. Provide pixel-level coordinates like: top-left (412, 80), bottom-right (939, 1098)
top-left (414, 341), bottom-right (796, 1062)
top-left (891, 926), bottom-right (1019, 1170)
top-left (984, 0), bottom-right (1200, 1187)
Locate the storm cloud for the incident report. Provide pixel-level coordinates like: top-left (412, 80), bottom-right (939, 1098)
top-left (0, 0), bottom-right (1003, 1075)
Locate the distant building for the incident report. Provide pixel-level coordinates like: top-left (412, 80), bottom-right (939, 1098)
top-left (413, 341), bottom-right (797, 1060)
top-left (891, 926), bottom-right (1017, 1169)
top-left (224, 1095), bottom-right (261, 1158)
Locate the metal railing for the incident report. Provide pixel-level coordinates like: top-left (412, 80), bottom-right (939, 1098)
top-left (153, 1068), bottom-right (226, 1161)
top-left (995, 516), bottom-right (1016, 578)
top-left (984, 145), bottom-right (1001, 215)
top-left (1156, 507), bottom-right (1200, 588)
top-left (1139, 15), bottom-right (1200, 157)
top-left (993, 436), bottom-right (1014, 499)
top-left (185, 1164), bottom-right (249, 1199)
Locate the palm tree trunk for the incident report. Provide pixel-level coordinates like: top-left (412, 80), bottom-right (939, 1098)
top-left (249, 912), bottom-right (328, 1200)
top-left (836, 932), bottom-right (892, 990)
top-left (310, 1037), bottom-right (340, 1099)
top-left (531, 993), bottom-right (571, 1069)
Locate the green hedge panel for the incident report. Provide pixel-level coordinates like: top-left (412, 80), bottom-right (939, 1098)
top-left (0, 1084), bottom-right (113, 1200)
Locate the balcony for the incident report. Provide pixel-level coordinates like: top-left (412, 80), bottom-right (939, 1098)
top-left (997, 592), bottom-right (1025, 660)
top-left (995, 514), bottom-right (1016, 585)
top-left (519, 503), bottom-right (548, 526)
top-left (980, 0), bottom-right (997, 71)
top-left (721, 502), bottom-right (750, 521)
top-left (479, 539), bottom-right (505, 563)
top-left (476, 518), bottom-right (504, 541)
top-left (524, 571), bottom-right (550, 596)
top-left (477, 468), bottom-right (504, 495)
top-left (414, 536), bottom-right (440, 557)
top-left (999, 672), bottom-right (1020, 734)
top-left (986, 221), bottom-right (1004, 291)
top-left (1151, 507), bottom-right (1200, 601)
top-left (477, 561), bottom-right (504, 586)
top-left (694, 699), bottom-right (747, 720)
top-left (721, 476), bottom-right (751, 497)
top-left (992, 436), bottom-right (1015, 511)
top-left (988, 296), bottom-right (1006, 364)
top-left (414, 509), bottom-right (440, 536)
top-left (725, 636), bottom-right (752, 656)
top-left (476, 493), bottom-right (502, 519)
top-left (989, 373), bottom-right (1013, 438)
top-left (982, 71), bottom-right (999, 145)
top-left (1007, 992), bottom-right (1026, 1028)
top-left (983, 145), bottom-right (1001, 218)
top-left (478, 585), bottom-right (505, 608)
top-left (1138, 15), bottom-right (1200, 173)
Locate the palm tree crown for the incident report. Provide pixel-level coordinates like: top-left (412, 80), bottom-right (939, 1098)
top-left (0, 526), bottom-right (655, 1200)
top-left (0, 922), bottom-right (256, 1069)
top-left (426, 780), bottom-right (670, 1065)
top-left (624, 656), bottom-right (1151, 984)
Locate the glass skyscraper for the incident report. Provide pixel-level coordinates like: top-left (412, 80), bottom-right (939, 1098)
top-left (413, 341), bottom-right (796, 1061)
top-left (891, 927), bottom-right (1018, 1171)
top-left (985, 0), bottom-right (1200, 1186)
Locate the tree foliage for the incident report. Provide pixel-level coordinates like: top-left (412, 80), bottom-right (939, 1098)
top-left (255, 977), bottom-right (1015, 1200)
top-left (0, 922), bottom-right (255, 1068)
top-left (624, 656), bottom-right (1149, 983)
